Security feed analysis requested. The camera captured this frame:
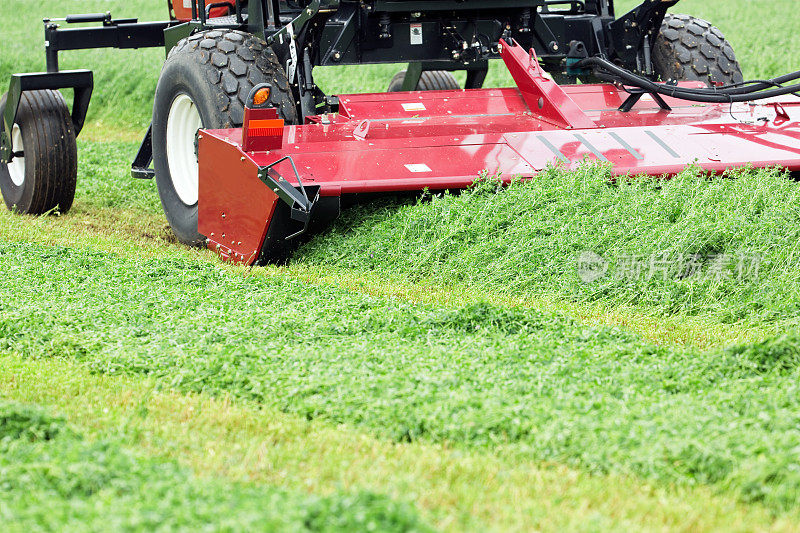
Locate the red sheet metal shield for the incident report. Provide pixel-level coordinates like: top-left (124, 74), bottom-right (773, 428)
top-left (198, 42), bottom-right (800, 265)
top-left (198, 132), bottom-right (280, 264)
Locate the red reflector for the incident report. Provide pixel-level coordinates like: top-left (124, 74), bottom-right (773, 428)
top-left (248, 118), bottom-right (284, 136)
top-left (242, 116), bottom-right (285, 151)
top-left (249, 126), bottom-right (284, 137)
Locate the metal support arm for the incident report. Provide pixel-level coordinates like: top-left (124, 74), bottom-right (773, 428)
top-left (1, 70), bottom-right (93, 163)
top-left (44, 19), bottom-right (173, 73)
top-left (607, 0), bottom-right (680, 71)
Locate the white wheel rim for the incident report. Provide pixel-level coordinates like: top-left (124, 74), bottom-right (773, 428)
top-left (8, 124), bottom-right (25, 187)
top-left (166, 93), bottom-right (203, 206)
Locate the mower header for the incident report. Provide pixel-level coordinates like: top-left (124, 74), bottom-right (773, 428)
top-left (197, 40), bottom-right (800, 264)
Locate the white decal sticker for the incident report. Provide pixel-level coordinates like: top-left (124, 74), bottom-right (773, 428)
top-left (410, 23), bottom-right (423, 45)
top-left (183, 0), bottom-right (192, 8)
top-left (402, 102), bottom-right (426, 112)
top-left (286, 23), bottom-right (298, 82)
top-left (405, 164), bottom-right (432, 173)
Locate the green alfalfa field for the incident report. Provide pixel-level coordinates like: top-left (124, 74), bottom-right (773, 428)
top-left (2, 0), bottom-right (800, 531)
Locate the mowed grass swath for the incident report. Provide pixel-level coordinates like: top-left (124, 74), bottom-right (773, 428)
top-left (300, 165), bottom-right (800, 326)
top-left (2, 0), bottom-right (800, 531)
top-left (3, 242), bottom-right (800, 515)
top-left (0, 400), bottom-right (432, 532)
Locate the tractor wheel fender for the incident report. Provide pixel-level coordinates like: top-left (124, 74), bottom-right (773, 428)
top-left (652, 14), bottom-right (744, 87)
top-left (152, 29), bottom-right (297, 246)
top-left (0, 90), bottom-right (77, 215)
top-left (387, 70), bottom-right (461, 92)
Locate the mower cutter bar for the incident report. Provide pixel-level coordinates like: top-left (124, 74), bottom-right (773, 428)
top-left (198, 40), bottom-right (800, 265)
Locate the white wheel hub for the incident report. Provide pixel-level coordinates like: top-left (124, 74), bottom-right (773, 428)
top-left (166, 93), bottom-right (203, 206)
top-left (8, 124), bottom-right (25, 187)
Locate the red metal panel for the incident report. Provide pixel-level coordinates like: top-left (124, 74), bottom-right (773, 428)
top-left (561, 82), bottom-right (708, 112)
top-left (338, 88), bottom-right (530, 121)
top-left (205, 93), bottom-right (800, 198)
top-left (237, 122), bottom-right (800, 193)
top-left (198, 134), bottom-right (278, 265)
top-left (502, 124), bottom-right (800, 175)
top-left (257, 142), bottom-right (536, 195)
top-left (500, 40), bottom-right (595, 129)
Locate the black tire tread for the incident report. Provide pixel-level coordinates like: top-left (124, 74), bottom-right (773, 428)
top-left (153, 29), bottom-right (296, 246)
top-left (167, 30), bottom-right (297, 125)
top-left (387, 70), bottom-right (461, 92)
top-left (31, 90), bottom-right (76, 213)
top-left (0, 89), bottom-right (76, 215)
top-left (653, 14), bottom-right (744, 86)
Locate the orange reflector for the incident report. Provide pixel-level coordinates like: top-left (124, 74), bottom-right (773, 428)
top-left (247, 118), bottom-right (284, 137)
top-left (252, 87), bottom-right (271, 107)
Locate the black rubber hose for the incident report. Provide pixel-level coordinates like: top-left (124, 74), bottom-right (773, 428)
top-left (579, 57), bottom-right (800, 99)
top-left (705, 71), bottom-right (800, 94)
top-left (723, 80), bottom-right (800, 98)
top-left (577, 57), bottom-right (800, 102)
top-left (656, 73), bottom-right (800, 97)
top-left (581, 57), bottom-right (800, 96)
top-left (580, 57), bottom-right (800, 101)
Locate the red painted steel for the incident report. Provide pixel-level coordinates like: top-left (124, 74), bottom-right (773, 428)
top-left (242, 106), bottom-right (284, 151)
top-left (171, 1), bottom-right (229, 21)
top-left (500, 41), bottom-right (595, 129)
top-left (198, 132), bottom-right (280, 264)
top-left (198, 42), bottom-right (800, 264)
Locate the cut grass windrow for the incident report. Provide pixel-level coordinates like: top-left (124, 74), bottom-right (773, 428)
top-left (1, 242), bottom-right (800, 515)
top-left (0, 396), bottom-right (431, 533)
top-left (0, 206), bottom-right (774, 350)
top-left (300, 165), bottom-right (800, 328)
top-left (2, 354), bottom-right (796, 533)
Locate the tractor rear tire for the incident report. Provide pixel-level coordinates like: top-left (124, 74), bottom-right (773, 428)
top-left (653, 14), bottom-right (744, 87)
top-left (387, 70), bottom-right (461, 92)
top-left (152, 29), bottom-right (297, 246)
top-left (0, 90), bottom-right (77, 215)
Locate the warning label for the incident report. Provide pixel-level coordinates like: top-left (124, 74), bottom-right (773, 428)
top-left (410, 23), bottom-right (423, 45)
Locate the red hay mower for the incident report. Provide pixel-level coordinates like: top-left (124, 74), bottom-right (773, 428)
top-left (1, 1), bottom-right (799, 264)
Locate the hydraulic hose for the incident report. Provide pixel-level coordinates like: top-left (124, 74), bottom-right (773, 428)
top-left (576, 56), bottom-right (800, 102)
top-left (718, 72), bottom-right (800, 95)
